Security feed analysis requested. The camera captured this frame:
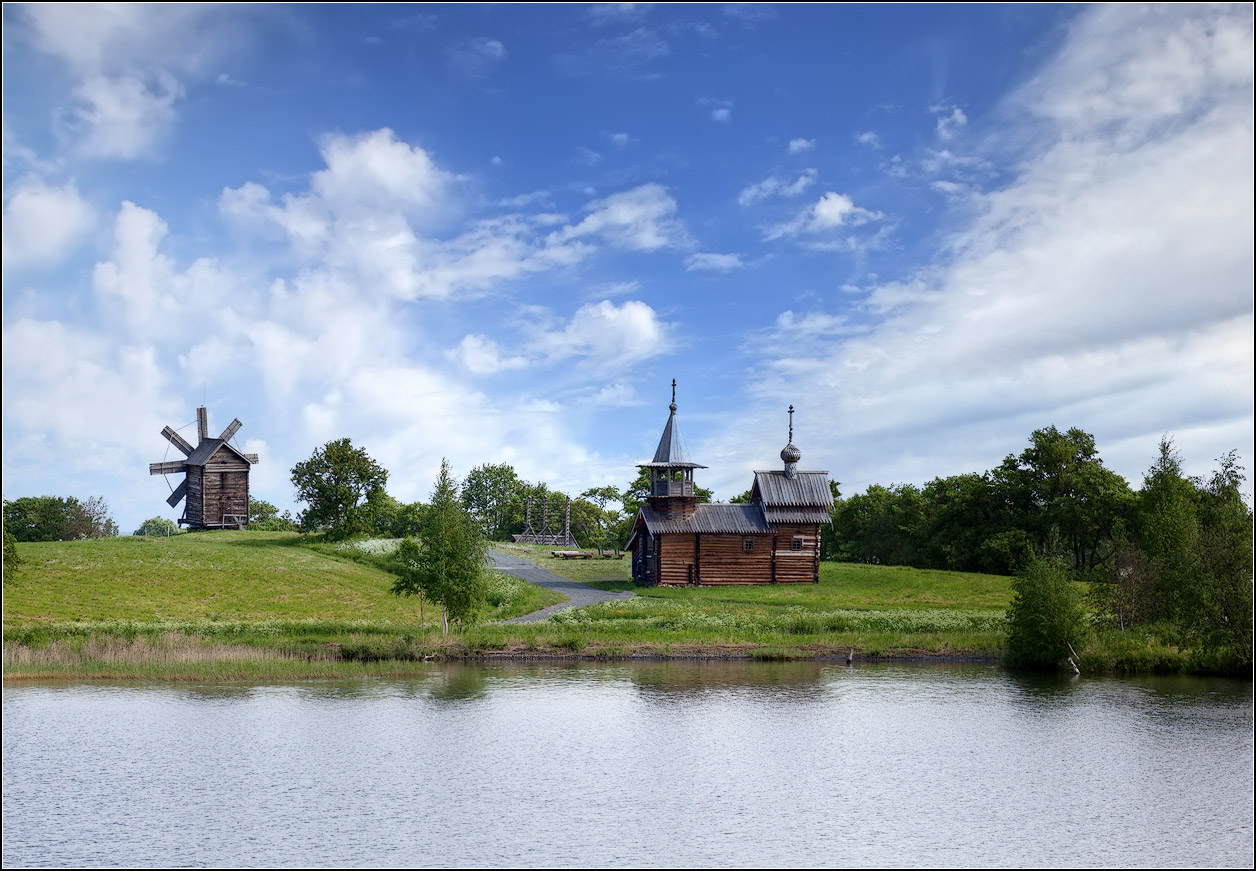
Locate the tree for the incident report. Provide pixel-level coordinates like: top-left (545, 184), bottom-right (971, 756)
top-left (247, 497), bottom-right (299, 531)
top-left (391, 459), bottom-right (489, 634)
top-left (290, 438), bottom-right (388, 538)
top-left (5, 496), bottom-right (82, 542)
top-left (134, 517), bottom-right (177, 537)
top-left (3, 496), bottom-right (117, 541)
top-left (579, 486), bottom-right (623, 548)
top-left (461, 463), bottom-right (526, 540)
top-left (1005, 552), bottom-right (1088, 669)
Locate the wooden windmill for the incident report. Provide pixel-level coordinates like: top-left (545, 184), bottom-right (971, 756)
top-left (150, 406), bottom-right (259, 529)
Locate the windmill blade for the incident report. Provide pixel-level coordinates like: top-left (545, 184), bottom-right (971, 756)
top-left (218, 418), bottom-right (243, 441)
top-left (196, 407), bottom-right (209, 444)
top-left (242, 453), bottom-right (259, 464)
top-left (161, 426), bottom-right (194, 456)
top-left (165, 478), bottom-right (188, 508)
top-left (150, 461), bottom-right (186, 475)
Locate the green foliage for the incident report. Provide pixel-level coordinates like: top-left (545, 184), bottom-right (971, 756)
top-left (461, 462), bottom-right (525, 540)
top-left (4, 527), bottom-right (21, 577)
top-left (246, 497), bottom-right (299, 531)
top-left (133, 516), bottom-right (177, 537)
top-left (290, 438), bottom-right (389, 539)
top-left (1005, 554), bottom-right (1088, 669)
top-left (392, 459), bottom-right (490, 633)
top-left (4, 495), bottom-right (118, 541)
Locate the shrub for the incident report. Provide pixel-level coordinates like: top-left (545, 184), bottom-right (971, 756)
top-left (1005, 555), bottom-right (1088, 669)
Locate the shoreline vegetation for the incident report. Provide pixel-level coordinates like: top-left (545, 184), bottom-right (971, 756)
top-left (2, 532), bottom-right (1242, 681)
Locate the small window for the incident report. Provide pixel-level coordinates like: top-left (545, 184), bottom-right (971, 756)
top-left (743, 538), bottom-right (755, 552)
top-left (791, 537), bottom-right (803, 551)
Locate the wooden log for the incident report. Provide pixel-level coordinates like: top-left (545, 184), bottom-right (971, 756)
top-left (218, 418), bottom-right (243, 442)
top-left (196, 407), bottom-right (209, 443)
top-left (165, 478), bottom-right (188, 507)
top-left (161, 427), bottom-right (194, 456)
top-left (150, 461), bottom-right (186, 475)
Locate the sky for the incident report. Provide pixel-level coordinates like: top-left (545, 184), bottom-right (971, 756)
top-left (2, 3), bottom-right (1253, 534)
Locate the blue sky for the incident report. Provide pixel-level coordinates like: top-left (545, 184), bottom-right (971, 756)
top-left (3, 3), bottom-right (1252, 533)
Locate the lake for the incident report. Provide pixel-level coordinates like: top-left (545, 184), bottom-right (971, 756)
top-left (3, 662), bottom-right (1252, 867)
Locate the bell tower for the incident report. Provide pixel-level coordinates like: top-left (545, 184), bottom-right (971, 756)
top-left (639, 380), bottom-right (707, 520)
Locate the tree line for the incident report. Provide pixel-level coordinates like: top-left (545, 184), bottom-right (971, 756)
top-left (831, 426), bottom-right (1252, 669)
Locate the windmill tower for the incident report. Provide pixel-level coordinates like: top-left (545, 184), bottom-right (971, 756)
top-left (150, 406), bottom-right (259, 529)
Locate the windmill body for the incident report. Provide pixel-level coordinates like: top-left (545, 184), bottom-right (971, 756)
top-left (150, 406), bottom-right (259, 529)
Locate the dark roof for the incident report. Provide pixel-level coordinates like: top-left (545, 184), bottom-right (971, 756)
top-left (640, 407), bottom-right (706, 469)
top-left (185, 438), bottom-right (254, 467)
top-left (752, 471), bottom-right (834, 509)
top-left (638, 503), bottom-right (771, 536)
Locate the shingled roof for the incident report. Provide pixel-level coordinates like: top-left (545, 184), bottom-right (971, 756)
top-left (185, 438), bottom-right (254, 467)
top-left (639, 403), bottom-right (707, 469)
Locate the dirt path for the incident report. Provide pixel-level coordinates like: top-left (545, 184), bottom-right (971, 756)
top-left (489, 549), bottom-right (634, 623)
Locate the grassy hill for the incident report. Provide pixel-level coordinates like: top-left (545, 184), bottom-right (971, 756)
top-left (4, 531), bottom-right (426, 625)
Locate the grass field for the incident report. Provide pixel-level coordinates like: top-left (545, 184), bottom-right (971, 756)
top-left (4, 531), bottom-right (563, 627)
top-left (6, 532), bottom-right (1196, 678)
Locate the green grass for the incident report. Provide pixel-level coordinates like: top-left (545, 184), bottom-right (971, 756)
top-left (11, 533), bottom-right (1196, 676)
top-left (4, 532), bottom-right (563, 627)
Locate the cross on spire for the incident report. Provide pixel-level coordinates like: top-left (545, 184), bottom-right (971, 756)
top-left (670, 378), bottom-right (677, 412)
top-left (788, 404), bottom-right (794, 443)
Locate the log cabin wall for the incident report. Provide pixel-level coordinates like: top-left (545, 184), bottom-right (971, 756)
top-left (771, 523), bottom-right (821, 583)
top-left (186, 466), bottom-right (204, 528)
top-left (688, 533), bottom-right (774, 585)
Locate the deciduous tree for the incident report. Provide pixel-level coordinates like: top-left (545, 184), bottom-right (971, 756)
top-left (392, 459), bottom-right (488, 634)
top-left (290, 438), bottom-right (388, 539)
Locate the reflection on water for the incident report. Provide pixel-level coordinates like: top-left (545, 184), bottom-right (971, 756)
top-left (4, 663), bottom-right (1251, 868)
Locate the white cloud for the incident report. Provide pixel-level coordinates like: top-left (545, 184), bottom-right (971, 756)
top-left (66, 73), bottom-right (183, 159)
top-left (855, 131), bottom-right (881, 148)
top-left (555, 183), bottom-right (685, 251)
top-left (607, 132), bottom-right (634, 147)
top-left (532, 299), bottom-right (669, 368)
top-left (788, 138), bottom-right (816, 154)
top-left (742, 4), bottom-right (1253, 495)
top-left (2, 179), bottom-right (95, 269)
top-left (17, 4), bottom-right (247, 160)
top-left (686, 252), bottom-right (744, 272)
top-left (448, 334), bottom-right (528, 375)
top-left (711, 107), bottom-right (732, 123)
top-left (738, 169), bottom-right (817, 206)
top-left (765, 191), bottom-right (885, 240)
top-left (933, 105), bottom-right (968, 140)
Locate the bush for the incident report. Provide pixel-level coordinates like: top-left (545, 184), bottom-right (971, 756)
top-left (1005, 555), bottom-right (1088, 669)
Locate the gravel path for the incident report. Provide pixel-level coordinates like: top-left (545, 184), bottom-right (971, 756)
top-left (490, 549), bottom-right (634, 624)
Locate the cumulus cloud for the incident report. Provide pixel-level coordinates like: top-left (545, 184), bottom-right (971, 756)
top-left (65, 73), bottom-right (184, 159)
top-left (17, 4), bottom-right (248, 160)
top-left (532, 299), bottom-right (669, 368)
top-left (2, 179), bottom-right (95, 269)
top-left (933, 105), bottom-right (968, 140)
top-left (788, 138), bottom-right (816, 154)
top-left (738, 168), bottom-right (817, 206)
top-left (448, 334), bottom-right (528, 375)
top-left (854, 131), bottom-right (881, 148)
top-left (765, 191), bottom-right (885, 240)
top-left (742, 4), bottom-right (1254, 494)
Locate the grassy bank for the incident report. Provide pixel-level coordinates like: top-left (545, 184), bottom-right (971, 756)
top-left (4, 534), bottom-right (1222, 678)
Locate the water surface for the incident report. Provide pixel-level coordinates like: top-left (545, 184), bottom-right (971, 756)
top-left (4, 663), bottom-right (1252, 867)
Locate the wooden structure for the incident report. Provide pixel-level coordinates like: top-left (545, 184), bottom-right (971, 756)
top-left (627, 384), bottom-right (833, 586)
top-left (150, 406), bottom-right (258, 529)
top-left (512, 494), bottom-right (578, 547)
